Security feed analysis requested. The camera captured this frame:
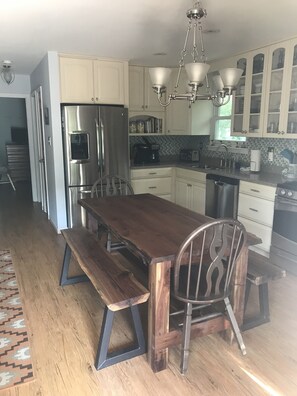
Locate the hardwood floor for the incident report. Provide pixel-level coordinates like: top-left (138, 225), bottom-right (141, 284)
top-left (1, 182), bottom-right (297, 396)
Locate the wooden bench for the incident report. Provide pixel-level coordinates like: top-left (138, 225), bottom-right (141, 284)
top-left (59, 227), bottom-right (150, 369)
top-left (242, 250), bottom-right (286, 331)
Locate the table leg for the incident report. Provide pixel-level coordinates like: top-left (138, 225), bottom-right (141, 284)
top-left (147, 260), bottom-right (171, 372)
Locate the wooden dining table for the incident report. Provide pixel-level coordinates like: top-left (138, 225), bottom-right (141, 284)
top-left (79, 193), bottom-right (261, 373)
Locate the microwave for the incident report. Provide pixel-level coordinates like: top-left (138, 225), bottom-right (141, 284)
top-left (179, 149), bottom-right (200, 162)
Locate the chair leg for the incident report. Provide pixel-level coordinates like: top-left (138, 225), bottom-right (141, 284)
top-left (224, 297), bottom-right (246, 356)
top-left (7, 173), bottom-right (16, 191)
top-left (181, 302), bottom-right (193, 374)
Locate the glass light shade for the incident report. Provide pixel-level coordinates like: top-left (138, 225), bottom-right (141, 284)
top-left (149, 67), bottom-right (172, 87)
top-left (212, 75), bottom-right (224, 91)
top-left (219, 68), bottom-right (243, 89)
top-left (185, 62), bottom-right (210, 84)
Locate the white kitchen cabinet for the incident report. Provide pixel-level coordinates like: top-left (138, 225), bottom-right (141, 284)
top-left (263, 38), bottom-right (297, 138)
top-left (175, 168), bottom-right (206, 214)
top-left (131, 167), bottom-right (173, 201)
top-left (166, 68), bottom-right (212, 135)
top-left (166, 68), bottom-right (191, 135)
top-left (129, 66), bottom-right (165, 135)
top-left (129, 66), bottom-right (163, 112)
top-left (231, 49), bottom-right (268, 137)
top-left (59, 56), bottom-right (128, 105)
top-left (238, 181), bottom-right (276, 256)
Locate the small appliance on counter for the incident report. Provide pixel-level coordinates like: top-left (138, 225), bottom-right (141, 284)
top-left (179, 148), bottom-right (200, 162)
top-left (250, 149), bottom-right (261, 173)
top-left (132, 137), bottom-right (160, 165)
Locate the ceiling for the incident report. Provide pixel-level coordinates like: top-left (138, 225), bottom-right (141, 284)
top-left (3, 0), bottom-right (297, 74)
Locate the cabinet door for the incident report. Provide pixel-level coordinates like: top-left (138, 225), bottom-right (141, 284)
top-left (59, 57), bottom-right (94, 103)
top-left (284, 40), bottom-right (297, 138)
top-left (129, 66), bottom-right (145, 111)
top-left (232, 56), bottom-right (249, 136)
top-left (231, 50), bottom-right (267, 137)
top-left (248, 50), bottom-right (268, 136)
top-left (191, 183), bottom-right (205, 214)
top-left (94, 61), bottom-right (125, 105)
top-left (144, 68), bottom-right (164, 111)
top-left (166, 68), bottom-right (190, 135)
top-left (175, 179), bottom-right (191, 209)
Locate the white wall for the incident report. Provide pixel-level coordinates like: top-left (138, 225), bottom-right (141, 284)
top-left (30, 51), bottom-right (67, 232)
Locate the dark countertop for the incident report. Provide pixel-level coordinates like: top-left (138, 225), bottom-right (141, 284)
top-left (130, 161), bottom-right (286, 187)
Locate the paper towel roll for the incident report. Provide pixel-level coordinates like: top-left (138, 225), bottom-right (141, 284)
top-left (250, 150), bottom-right (261, 172)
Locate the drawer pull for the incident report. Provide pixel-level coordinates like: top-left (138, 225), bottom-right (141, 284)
top-left (250, 188), bottom-right (260, 193)
top-left (249, 207), bottom-right (258, 212)
top-left (149, 172), bottom-right (157, 175)
top-left (149, 186), bottom-right (157, 189)
top-left (187, 184), bottom-right (192, 187)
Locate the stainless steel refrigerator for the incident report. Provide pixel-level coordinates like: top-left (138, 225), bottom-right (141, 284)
top-left (61, 105), bottom-right (129, 227)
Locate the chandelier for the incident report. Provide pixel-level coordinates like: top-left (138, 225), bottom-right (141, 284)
top-left (1, 60), bottom-right (15, 85)
top-left (149, 1), bottom-right (243, 107)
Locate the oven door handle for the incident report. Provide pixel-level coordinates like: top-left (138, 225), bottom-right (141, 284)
top-left (275, 196), bottom-right (297, 210)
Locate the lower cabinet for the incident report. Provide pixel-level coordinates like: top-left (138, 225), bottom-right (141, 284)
top-left (175, 168), bottom-right (206, 214)
top-left (131, 167), bottom-right (173, 201)
top-left (238, 181), bottom-right (276, 256)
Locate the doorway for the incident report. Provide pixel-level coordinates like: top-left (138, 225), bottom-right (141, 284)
top-left (0, 97), bottom-right (31, 188)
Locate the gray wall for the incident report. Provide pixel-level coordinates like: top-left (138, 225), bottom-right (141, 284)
top-left (0, 98), bottom-right (27, 166)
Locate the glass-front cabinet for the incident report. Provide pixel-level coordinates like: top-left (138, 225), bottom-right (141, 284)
top-left (232, 57), bottom-right (247, 135)
top-left (232, 49), bottom-right (267, 137)
top-left (264, 38), bottom-right (297, 138)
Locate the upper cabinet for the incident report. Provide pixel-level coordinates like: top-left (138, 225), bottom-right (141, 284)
top-left (129, 66), bottom-right (162, 112)
top-left (166, 68), bottom-right (191, 135)
top-left (59, 56), bottom-right (129, 106)
top-left (230, 36), bottom-right (297, 139)
top-left (232, 49), bottom-right (268, 137)
top-left (263, 38), bottom-right (297, 138)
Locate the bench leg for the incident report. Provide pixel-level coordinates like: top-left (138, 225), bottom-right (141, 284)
top-left (59, 244), bottom-right (89, 286)
top-left (95, 305), bottom-right (146, 370)
top-left (242, 282), bottom-right (270, 331)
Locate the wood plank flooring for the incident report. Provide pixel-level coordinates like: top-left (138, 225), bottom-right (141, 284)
top-left (0, 182), bottom-right (297, 396)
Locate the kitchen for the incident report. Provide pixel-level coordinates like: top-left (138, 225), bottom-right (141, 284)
top-left (0, 0), bottom-right (297, 394)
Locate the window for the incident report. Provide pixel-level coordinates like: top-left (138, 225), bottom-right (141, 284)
top-left (214, 96), bottom-right (245, 142)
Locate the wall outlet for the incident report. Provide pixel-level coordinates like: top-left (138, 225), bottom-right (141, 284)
top-left (268, 147), bottom-right (274, 162)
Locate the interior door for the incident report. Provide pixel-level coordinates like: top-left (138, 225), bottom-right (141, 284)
top-left (32, 86), bottom-right (49, 215)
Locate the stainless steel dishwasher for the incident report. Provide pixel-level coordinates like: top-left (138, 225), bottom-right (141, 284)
top-left (205, 174), bottom-right (239, 219)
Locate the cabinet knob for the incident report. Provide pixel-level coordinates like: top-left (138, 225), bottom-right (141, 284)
top-left (96, 97), bottom-right (98, 101)
top-left (145, 105), bottom-right (148, 109)
top-left (91, 97), bottom-right (95, 102)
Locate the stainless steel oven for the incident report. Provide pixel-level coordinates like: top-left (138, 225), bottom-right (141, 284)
top-left (270, 181), bottom-right (297, 275)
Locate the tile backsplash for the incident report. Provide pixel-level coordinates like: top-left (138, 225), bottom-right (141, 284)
top-left (129, 135), bottom-right (297, 170)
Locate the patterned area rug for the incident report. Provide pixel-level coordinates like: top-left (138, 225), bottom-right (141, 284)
top-left (0, 250), bottom-right (34, 390)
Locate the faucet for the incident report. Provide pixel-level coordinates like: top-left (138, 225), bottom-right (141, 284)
top-left (220, 144), bottom-right (229, 168)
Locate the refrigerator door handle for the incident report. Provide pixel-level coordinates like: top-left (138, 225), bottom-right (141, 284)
top-left (95, 119), bottom-right (102, 177)
top-left (100, 119), bottom-right (105, 175)
top-left (78, 190), bottom-right (92, 195)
